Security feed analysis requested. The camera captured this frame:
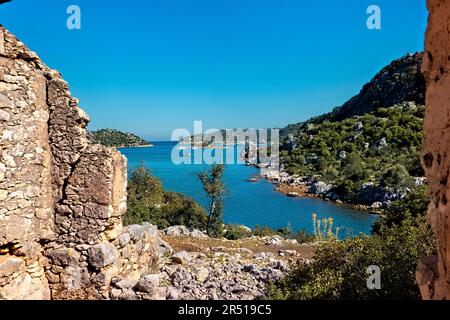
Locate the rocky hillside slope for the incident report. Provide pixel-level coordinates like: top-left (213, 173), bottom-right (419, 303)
top-left (277, 102), bottom-right (425, 208)
top-left (281, 53), bottom-right (425, 139)
top-left (328, 52), bottom-right (425, 121)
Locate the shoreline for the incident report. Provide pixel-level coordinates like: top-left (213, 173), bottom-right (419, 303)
top-left (255, 169), bottom-right (382, 214)
top-left (117, 144), bottom-right (154, 149)
top-left (275, 182), bottom-right (377, 213)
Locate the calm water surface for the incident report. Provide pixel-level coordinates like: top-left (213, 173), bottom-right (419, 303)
top-left (119, 142), bottom-right (378, 238)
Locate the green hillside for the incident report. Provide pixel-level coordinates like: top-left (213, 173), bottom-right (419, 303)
top-left (281, 102), bottom-right (424, 204)
top-left (90, 129), bottom-right (151, 148)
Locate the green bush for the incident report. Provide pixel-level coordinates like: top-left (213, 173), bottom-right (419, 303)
top-left (124, 166), bottom-right (165, 226)
top-left (372, 185), bottom-right (428, 233)
top-left (124, 165), bottom-right (208, 229)
top-left (295, 230), bottom-right (315, 244)
top-left (250, 224), bottom-right (314, 243)
top-left (224, 225), bottom-right (252, 240)
top-left (267, 215), bottom-right (436, 300)
top-left (380, 164), bottom-right (413, 189)
top-left (161, 191), bottom-right (208, 230)
top-left (251, 225), bottom-right (279, 237)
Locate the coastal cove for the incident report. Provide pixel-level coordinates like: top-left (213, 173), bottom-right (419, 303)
top-left (119, 142), bottom-right (378, 238)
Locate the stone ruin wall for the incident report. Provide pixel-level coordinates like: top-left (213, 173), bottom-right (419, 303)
top-left (0, 25), bottom-right (54, 299)
top-left (416, 0), bottom-right (450, 300)
top-left (0, 25), bottom-right (165, 299)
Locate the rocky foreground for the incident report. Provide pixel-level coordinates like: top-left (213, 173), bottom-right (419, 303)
top-left (109, 226), bottom-right (315, 300)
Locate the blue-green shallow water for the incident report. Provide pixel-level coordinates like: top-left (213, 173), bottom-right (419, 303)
top-left (119, 142), bottom-right (378, 238)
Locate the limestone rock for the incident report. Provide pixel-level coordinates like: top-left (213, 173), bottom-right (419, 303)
top-left (171, 251), bottom-right (191, 265)
top-left (309, 181), bottom-right (332, 195)
top-left (134, 274), bottom-right (160, 293)
top-left (156, 237), bottom-right (173, 257)
top-left (190, 229), bottom-right (208, 238)
top-left (47, 248), bottom-right (80, 267)
top-left (194, 267), bottom-right (209, 283)
top-left (262, 235), bottom-right (284, 246)
top-left (88, 242), bottom-right (120, 269)
top-left (165, 225), bottom-right (191, 237)
top-left (112, 277), bottom-right (139, 290)
top-left (166, 287), bottom-right (181, 300)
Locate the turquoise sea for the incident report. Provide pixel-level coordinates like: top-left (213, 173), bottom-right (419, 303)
top-left (119, 142), bottom-right (378, 238)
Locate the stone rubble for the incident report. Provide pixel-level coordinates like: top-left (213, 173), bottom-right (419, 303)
top-left (110, 230), bottom-right (308, 300)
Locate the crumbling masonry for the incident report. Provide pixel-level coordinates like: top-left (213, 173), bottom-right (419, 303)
top-left (0, 25), bottom-right (167, 299)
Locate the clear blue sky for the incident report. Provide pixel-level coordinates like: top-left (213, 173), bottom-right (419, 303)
top-left (0, 0), bottom-right (427, 141)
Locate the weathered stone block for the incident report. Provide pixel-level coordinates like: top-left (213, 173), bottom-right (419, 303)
top-left (47, 248), bottom-right (80, 267)
top-left (171, 251), bottom-right (191, 265)
top-left (88, 242), bottom-right (119, 269)
top-left (134, 274), bottom-right (160, 293)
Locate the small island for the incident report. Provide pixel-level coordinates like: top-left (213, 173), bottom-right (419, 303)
top-left (90, 129), bottom-right (153, 148)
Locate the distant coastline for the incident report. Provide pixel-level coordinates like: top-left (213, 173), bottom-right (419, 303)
top-left (117, 144), bottom-right (154, 149)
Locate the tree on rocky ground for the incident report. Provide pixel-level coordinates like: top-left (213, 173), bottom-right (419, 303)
top-left (198, 164), bottom-right (226, 237)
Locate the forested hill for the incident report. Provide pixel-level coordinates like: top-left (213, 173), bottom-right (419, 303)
top-left (90, 129), bottom-right (151, 148)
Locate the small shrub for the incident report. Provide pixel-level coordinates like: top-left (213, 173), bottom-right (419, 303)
top-left (295, 230), bottom-right (315, 244)
top-left (372, 185), bottom-right (429, 233)
top-left (252, 225), bottom-right (278, 237)
top-left (224, 225), bottom-right (251, 240)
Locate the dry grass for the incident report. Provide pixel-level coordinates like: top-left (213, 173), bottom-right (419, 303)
top-left (276, 183), bottom-right (314, 198)
top-left (162, 235), bottom-right (316, 261)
